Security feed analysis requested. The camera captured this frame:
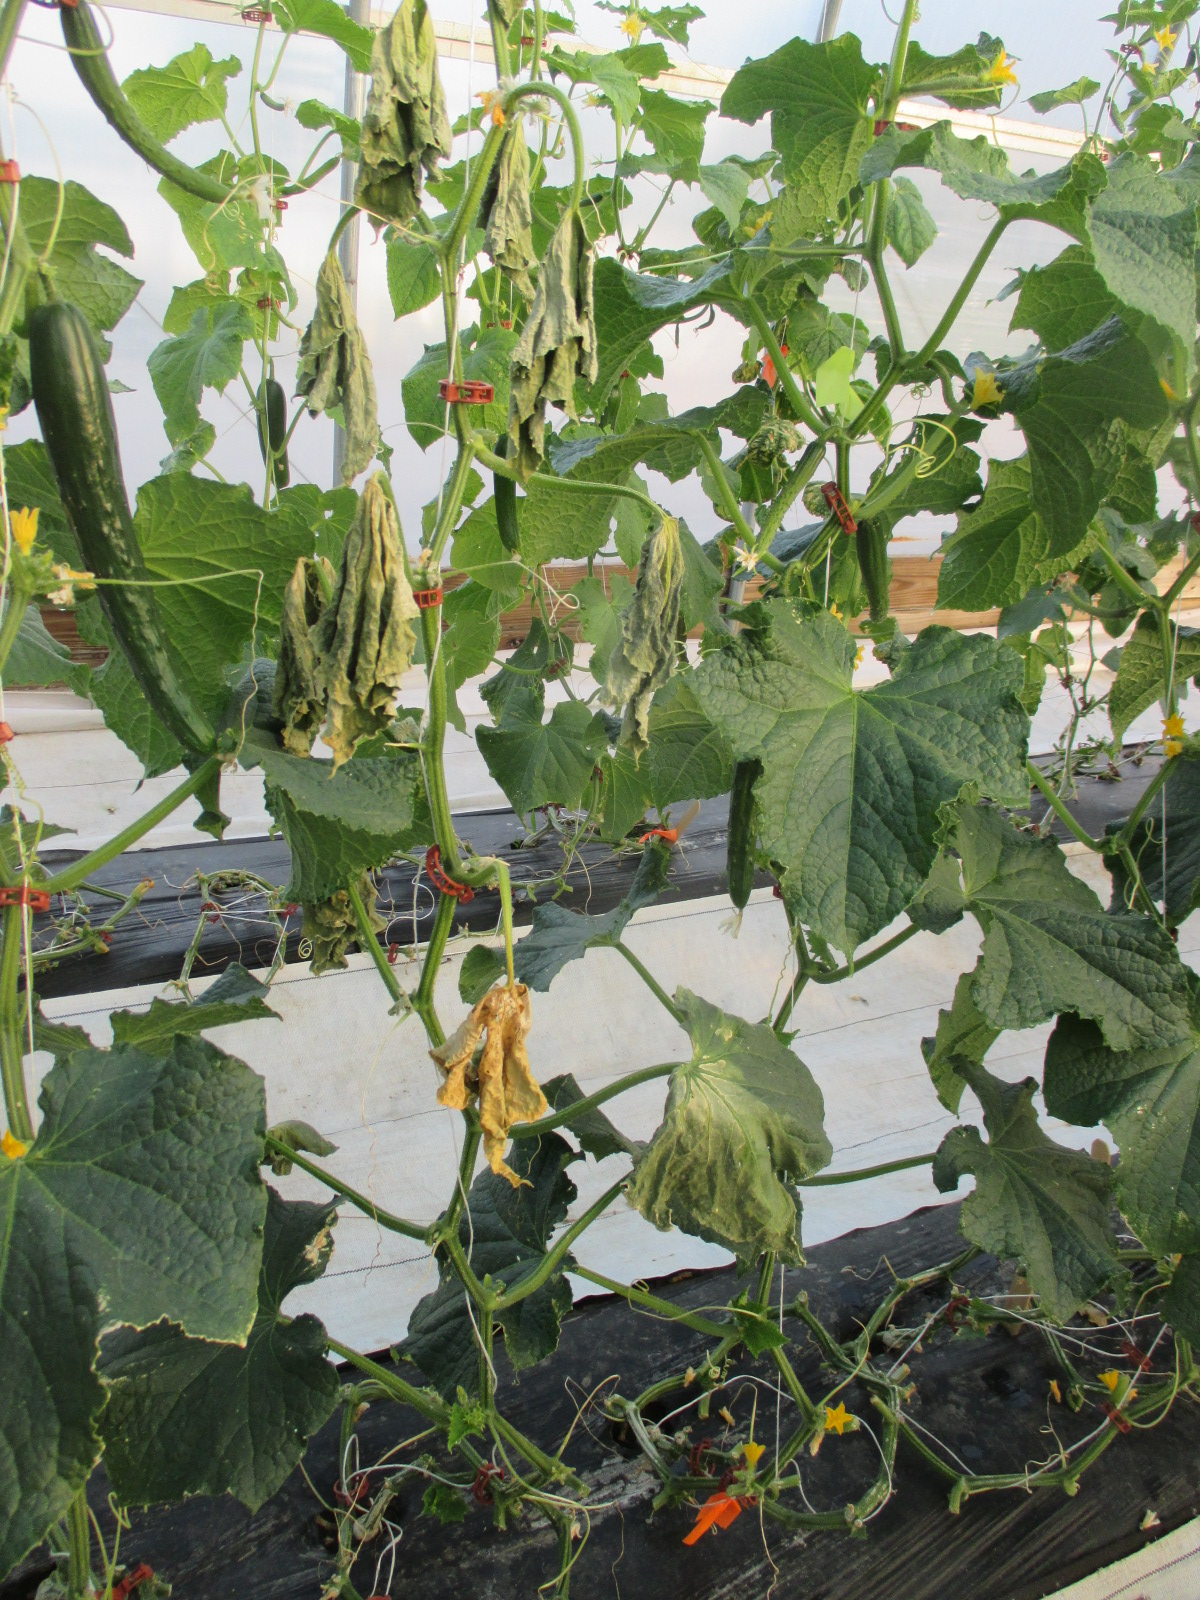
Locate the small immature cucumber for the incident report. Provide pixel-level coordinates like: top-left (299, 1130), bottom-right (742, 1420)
top-left (856, 516), bottom-right (891, 624)
top-left (493, 435), bottom-right (521, 553)
top-left (257, 377), bottom-right (290, 489)
top-left (62, 1), bottom-right (231, 206)
top-left (726, 758), bottom-right (762, 912)
top-left (29, 300), bottom-right (216, 756)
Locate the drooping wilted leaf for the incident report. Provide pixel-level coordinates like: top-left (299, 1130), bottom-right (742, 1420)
top-left (934, 1066), bottom-right (1120, 1322)
top-left (295, 251), bottom-right (379, 483)
top-left (312, 476), bottom-right (418, 766)
top-left (302, 874), bottom-right (384, 975)
top-left (481, 121), bottom-right (537, 298)
top-left (355, 0), bottom-right (452, 227)
top-left (508, 211), bottom-right (598, 479)
top-left (605, 514), bottom-right (683, 755)
top-left (627, 990), bottom-right (831, 1264)
top-left (274, 556), bottom-right (332, 756)
top-left (99, 1189), bottom-right (338, 1512)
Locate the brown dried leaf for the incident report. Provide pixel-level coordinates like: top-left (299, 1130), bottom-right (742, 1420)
top-left (296, 251), bottom-right (379, 484)
top-left (507, 210), bottom-right (597, 479)
top-left (431, 982), bottom-right (549, 1186)
top-left (356, 0), bottom-right (452, 228)
top-left (604, 514), bottom-right (683, 754)
top-left (274, 556), bottom-right (330, 756)
top-left (313, 475), bottom-right (419, 767)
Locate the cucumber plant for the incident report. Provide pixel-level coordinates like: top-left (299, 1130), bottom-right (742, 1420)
top-left (2, 0), bottom-right (1200, 1594)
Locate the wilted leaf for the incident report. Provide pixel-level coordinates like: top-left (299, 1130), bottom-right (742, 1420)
top-left (274, 556), bottom-right (331, 756)
top-left (482, 122), bottom-right (536, 297)
top-left (296, 252), bottom-right (379, 483)
top-left (605, 515), bottom-right (683, 754)
top-left (356, 0), bottom-right (452, 226)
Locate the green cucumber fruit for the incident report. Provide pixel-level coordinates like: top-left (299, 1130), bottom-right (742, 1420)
top-left (726, 758), bottom-right (762, 912)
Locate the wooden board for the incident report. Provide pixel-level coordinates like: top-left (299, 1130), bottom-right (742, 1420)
top-left (5, 1202), bottom-right (1197, 1600)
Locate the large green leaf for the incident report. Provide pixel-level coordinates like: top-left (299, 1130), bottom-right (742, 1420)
top-left (938, 802), bottom-right (1191, 1050)
top-left (260, 748), bottom-right (428, 901)
top-left (692, 604), bottom-right (1029, 954)
top-left (99, 1188), bottom-right (338, 1512)
top-left (148, 302), bottom-right (255, 442)
top-left (933, 1066), bottom-right (1119, 1322)
top-left (110, 965), bottom-right (278, 1053)
top-left (590, 257), bottom-right (735, 408)
top-left (402, 1135), bottom-right (577, 1398)
top-left (0, 1039), bottom-right (266, 1570)
top-left (274, 0), bottom-right (374, 70)
top-left (1109, 613), bottom-right (1200, 741)
top-left (645, 676), bottom-right (735, 806)
top-left (886, 175), bottom-right (938, 267)
top-left (401, 325), bottom-right (513, 448)
top-left (511, 839), bottom-right (671, 991)
top-left (637, 87), bottom-right (712, 176)
top-left (84, 644), bottom-right (184, 780)
top-left (476, 699), bottom-right (606, 816)
top-left (1010, 244), bottom-right (1121, 352)
top-left (19, 179), bottom-right (141, 345)
top-left (721, 36), bottom-right (882, 240)
top-left (899, 38), bottom-right (1006, 111)
top-left (1086, 153), bottom-right (1199, 370)
top-left (386, 232), bottom-right (441, 318)
top-left (1045, 988), bottom-right (1200, 1257)
top-left (1166, 1252), bottom-right (1200, 1343)
top-left (550, 388), bottom-right (767, 486)
top-left (627, 990), bottom-right (831, 1264)
top-left (1114, 751), bottom-right (1200, 925)
top-left (4, 607), bottom-right (83, 690)
top-left (863, 415), bottom-right (982, 542)
top-left (123, 45), bottom-right (241, 143)
top-left (920, 971), bottom-right (999, 1115)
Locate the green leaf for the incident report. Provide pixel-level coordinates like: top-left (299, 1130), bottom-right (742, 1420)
top-left (260, 748), bottom-right (428, 901)
top-left (721, 36), bottom-right (882, 240)
top-left (1010, 244), bottom-right (1120, 351)
top-left (596, 0), bottom-right (701, 46)
top-left (423, 1481), bottom-right (468, 1523)
top-left (450, 502), bottom-right (524, 598)
top-left (546, 47), bottom-right (642, 121)
top-left (3, 606), bottom-right (82, 690)
top-left (1166, 1252), bottom-right (1200, 1344)
top-left (933, 1066), bottom-right (1119, 1322)
top-left (590, 256), bottom-right (735, 409)
top-left (899, 38), bottom-right (1006, 111)
top-left (99, 1189), bottom-right (338, 1512)
top-left (265, 1119), bottom-right (338, 1176)
top-left (921, 971), bottom-right (999, 1114)
top-left (295, 98), bottom-right (361, 158)
top-left (1027, 77), bottom-right (1101, 113)
top-left (19, 178), bottom-right (141, 343)
top-left (160, 159), bottom-right (293, 297)
top-left (541, 1073), bottom-right (640, 1161)
top-left (402, 1134), bottom-right (577, 1397)
top-left (645, 676), bottom-right (735, 807)
top-left (638, 88), bottom-right (712, 175)
top-left (551, 388), bottom-right (767, 484)
top-left (386, 231), bottom-right (442, 318)
top-left (148, 302), bottom-right (254, 440)
top-left (3, 441), bottom-right (76, 564)
top-left (938, 801), bottom-right (1191, 1050)
top-left (512, 839), bottom-right (671, 991)
top-left (594, 745), bottom-right (654, 842)
top-left (274, 0), bottom-right (375, 71)
top-left (627, 989), bottom-right (831, 1264)
top-left (813, 345), bottom-right (857, 410)
top-left (477, 700), bottom-right (606, 816)
top-left (1086, 153), bottom-right (1199, 370)
top-left (0, 1037), bottom-right (266, 1570)
top-left (110, 965), bottom-right (278, 1053)
top-left (572, 572), bottom-right (635, 684)
top-left (886, 176), bottom-right (937, 266)
top-left (1115, 751), bottom-right (1200, 925)
top-left (1045, 989), bottom-right (1200, 1257)
top-left (1110, 612), bottom-right (1200, 740)
top-left (402, 324), bottom-right (514, 448)
top-left (84, 644), bottom-right (183, 780)
top-left (698, 161), bottom-right (751, 230)
top-left (692, 604), bottom-right (1029, 955)
top-left (459, 943), bottom-right (506, 1006)
top-left (122, 44), bottom-right (241, 143)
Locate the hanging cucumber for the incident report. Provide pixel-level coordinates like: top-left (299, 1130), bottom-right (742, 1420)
top-left (493, 435), bottom-right (521, 553)
top-left (726, 758), bottom-right (762, 913)
top-left (856, 516), bottom-right (891, 624)
top-left (257, 377), bottom-right (291, 489)
top-left (61, 1), bottom-right (231, 205)
top-left (29, 301), bottom-right (217, 757)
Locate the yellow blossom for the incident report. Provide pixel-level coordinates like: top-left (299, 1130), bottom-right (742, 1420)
top-left (1049, 1379), bottom-right (1062, 1404)
top-left (1, 1129), bottom-right (27, 1159)
top-left (987, 48), bottom-right (1019, 87)
top-left (824, 1402), bottom-right (852, 1435)
top-left (972, 369), bottom-right (1005, 409)
top-left (742, 1440), bottom-right (766, 1470)
top-left (854, 646), bottom-right (864, 670)
top-left (1164, 712), bottom-right (1186, 758)
top-left (830, 603), bottom-right (843, 621)
top-left (9, 506), bottom-right (38, 556)
top-left (0, 407), bottom-right (8, 432)
top-left (1098, 1369), bottom-right (1120, 1392)
top-left (621, 12), bottom-right (645, 42)
top-left (1155, 24), bottom-right (1177, 53)
top-left (475, 88), bottom-right (507, 127)
top-left (732, 543), bottom-right (759, 574)
top-left (1162, 376), bottom-right (1179, 400)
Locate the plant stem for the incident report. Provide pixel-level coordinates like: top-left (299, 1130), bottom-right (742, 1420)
top-left (0, 0), bottom-right (26, 83)
top-left (0, 580), bottom-right (31, 677)
top-left (1028, 761), bottom-right (1103, 852)
top-left (510, 1059), bottom-right (676, 1139)
top-left (474, 442), bottom-right (665, 524)
top-left (326, 1337), bottom-right (449, 1424)
top-left (741, 295), bottom-right (823, 434)
top-left (65, 1489), bottom-right (91, 1598)
top-left (608, 939), bottom-right (684, 1024)
top-left (811, 921), bottom-right (919, 984)
top-left (572, 1264), bottom-right (732, 1338)
top-left (1117, 757), bottom-right (1172, 845)
top-left (756, 440), bottom-right (829, 553)
top-left (799, 1150), bottom-right (935, 1187)
top-left (494, 1180), bottom-right (625, 1310)
top-left (0, 904), bottom-right (31, 1142)
top-left (347, 878), bottom-right (405, 1008)
top-left (263, 1136), bottom-right (430, 1240)
top-left (691, 431), bottom-right (754, 545)
top-left (508, 81), bottom-right (586, 213)
top-left (413, 889), bottom-right (454, 1048)
top-left (42, 757), bottom-right (221, 895)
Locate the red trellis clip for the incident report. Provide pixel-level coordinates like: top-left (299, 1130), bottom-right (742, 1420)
top-left (472, 1463), bottom-right (505, 1504)
top-left (241, 6), bottom-right (273, 20)
top-left (0, 162), bottom-right (19, 184)
top-left (256, 296), bottom-right (279, 311)
top-left (333, 1476), bottom-right (368, 1509)
top-left (108, 1564), bottom-right (154, 1600)
top-left (0, 886), bottom-right (50, 913)
top-left (1102, 1401), bottom-right (1132, 1435)
top-left (821, 481), bottom-right (858, 535)
top-left (274, 199), bottom-right (288, 212)
top-left (0, 722), bottom-right (13, 743)
top-left (544, 656), bottom-right (570, 679)
top-left (425, 845), bottom-right (474, 904)
top-left (1121, 1339), bottom-right (1153, 1372)
top-left (438, 379), bottom-right (495, 405)
top-left (639, 826), bottom-right (679, 845)
top-left (412, 587), bottom-right (444, 609)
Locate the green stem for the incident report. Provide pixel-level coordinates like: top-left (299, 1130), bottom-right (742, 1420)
top-left (326, 1337), bottom-right (449, 1423)
top-left (439, 1115), bottom-right (481, 1238)
top-left (1097, 542), bottom-right (1158, 613)
top-left (691, 432), bottom-right (754, 545)
top-left (741, 296), bottom-right (823, 434)
top-left (1028, 761), bottom-right (1103, 852)
top-left (66, 1490), bottom-right (91, 1598)
top-left (508, 81), bottom-right (585, 213)
top-left (474, 442), bottom-right (665, 526)
top-left (1162, 540), bottom-right (1200, 609)
top-left (486, 0), bottom-right (512, 78)
top-left (263, 1137), bottom-right (430, 1241)
top-left (1117, 757), bottom-right (1172, 845)
top-left (493, 1180), bottom-right (625, 1310)
top-left (799, 1150), bottom-right (935, 1187)
top-left (609, 939), bottom-right (683, 1024)
top-left (510, 1060), bottom-right (676, 1140)
top-left (413, 890), bottom-right (454, 1048)
top-left (811, 921), bottom-right (918, 983)
top-left (0, 0), bottom-right (27, 83)
top-left (757, 440), bottom-right (830, 553)
top-left (0, 904), bottom-right (31, 1142)
top-left (347, 878), bottom-right (405, 1008)
top-left (442, 121), bottom-right (506, 274)
top-left (42, 756), bottom-right (221, 895)
top-left (572, 1265), bottom-right (732, 1339)
top-left (0, 581), bottom-right (32, 677)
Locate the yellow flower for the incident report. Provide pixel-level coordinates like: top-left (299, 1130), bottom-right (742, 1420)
top-left (854, 646), bottom-right (864, 670)
top-left (972, 369), bottom-right (1005, 409)
top-left (742, 1440), bottom-right (766, 1470)
top-left (987, 48), bottom-right (1019, 87)
top-left (824, 1402), bottom-right (852, 1435)
top-left (1164, 712), bottom-right (1186, 758)
top-left (621, 12), bottom-right (645, 42)
top-left (1, 1129), bottom-right (27, 1159)
top-left (830, 603), bottom-right (843, 621)
top-left (475, 88), bottom-right (507, 127)
top-left (1162, 376), bottom-right (1179, 400)
top-left (9, 505), bottom-right (38, 556)
top-left (732, 543), bottom-right (759, 575)
top-left (1155, 24), bottom-right (1177, 53)
top-left (1049, 1379), bottom-right (1062, 1404)
top-left (47, 563), bottom-right (96, 608)
top-left (0, 407), bottom-right (8, 432)
top-left (1098, 1369), bottom-right (1120, 1392)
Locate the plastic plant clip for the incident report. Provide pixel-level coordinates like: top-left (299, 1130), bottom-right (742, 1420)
top-left (0, 721), bottom-right (13, 743)
top-left (256, 296), bottom-right (280, 311)
top-left (472, 1462), bottom-right (504, 1504)
top-left (438, 379), bottom-right (495, 405)
top-left (107, 1564), bottom-right (155, 1600)
top-left (0, 886), bottom-right (51, 913)
top-left (241, 6), bottom-right (273, 19)
top-left (821, 481), bottom-right (858, 535)
top-left (425, 844), bottom-right (475, 903)
top-left (0, 162), bottom-right (19, 183)
top-left (412, 587), bottom-right (444, 609)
